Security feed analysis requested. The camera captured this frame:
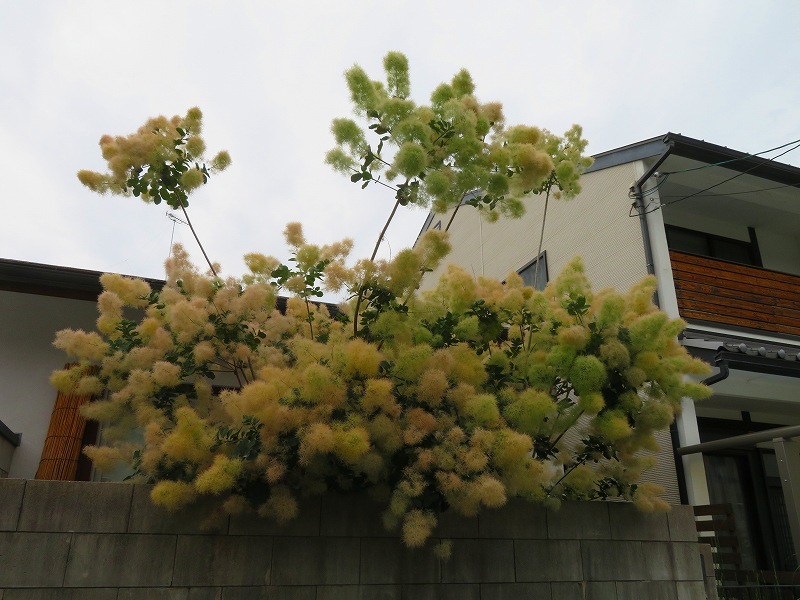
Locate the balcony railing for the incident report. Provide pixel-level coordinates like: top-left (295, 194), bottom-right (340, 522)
top-left (669, 250), bottom-right (800, 337)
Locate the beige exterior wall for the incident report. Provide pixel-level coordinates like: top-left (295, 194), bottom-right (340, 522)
top-left (417, 162), bottom-right (683, 504)
top-left (420, 162), bottom-right (648, 294)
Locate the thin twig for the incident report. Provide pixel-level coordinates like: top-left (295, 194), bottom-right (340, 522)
top-left (370, 199), bottom-right (401, 262)
top-left (444, 190), bottom-right (473, 232)
top-left (533, 175), bottom-right (555, 289)
top-left (444, 202), bottom-right (462, 232)
top-left (353, 197), bottom-right (402, 337)
top-left (247, 359), bottom-right (256, 382)
top-left (549, 409), bottom-right (584, 449)
top-left (547, 462), bottom-right (581, 496)
top-left (304, 298), bottom-right (315, 340)
top-left (179, 202), bottom-right (217, 277)
top-left (348, 168), bottom-right (399, 194)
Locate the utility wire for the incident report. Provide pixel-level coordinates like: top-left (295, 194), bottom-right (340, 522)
top-left (638, 137), bottom-right (800, 198)
top-left (659, 140), bottom-right (800, 210)
top-left (659, 181), bottom-right (800, 199)
top-left (166, 212), bottom-right (188, 261)
top-left (659, 137), bottom-right (800, 176)
top-left (630, 140), bottom-right (800, 217)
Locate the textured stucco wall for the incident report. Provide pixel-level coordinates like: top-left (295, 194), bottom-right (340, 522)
top-left (0, 479), bottom-right (716, 599)
top-left (419, 162), bottom-right (648, 295)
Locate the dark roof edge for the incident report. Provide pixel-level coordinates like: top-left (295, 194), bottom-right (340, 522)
top-left (0, 418), bottom-right (21, 447)
top-left (662, 133), bottom-right (800, 185)
top-left (414, 190), bottom-right (481, 246)
top-left (0, 257), bottom-right (342, 313)
top-left (0, 258), bottom-right (165, 302)
top-left (585, 135), bottom-right (668, 174)
top-left (414, 212), bottom-right (437, 246)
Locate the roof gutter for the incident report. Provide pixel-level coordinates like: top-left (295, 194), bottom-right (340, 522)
top-left (701, 360), bottom-right (730, 386)
top-left (631, 139), bottom-right (674, 281)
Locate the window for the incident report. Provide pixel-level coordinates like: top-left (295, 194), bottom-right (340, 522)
top-left (518, 251), bottom-right (548, 290)
top-left (665, 225), bottom-right (761, 266)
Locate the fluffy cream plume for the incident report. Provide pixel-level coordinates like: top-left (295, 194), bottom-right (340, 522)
top-left (63, 109), bottom-right (709, 552)
top-left (195, 455), bottom-right (243, 495)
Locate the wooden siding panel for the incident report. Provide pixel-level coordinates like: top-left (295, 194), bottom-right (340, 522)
top-left (670, 251), bottom-right (800, 336)
top-left (35, 363), bottom-right (98, 481)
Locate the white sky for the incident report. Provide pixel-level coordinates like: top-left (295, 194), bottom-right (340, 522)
top-left (2, 1), bottom-right (799, 289)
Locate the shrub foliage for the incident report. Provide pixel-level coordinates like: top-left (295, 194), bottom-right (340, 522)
top-left (54, 53), bottom-right (710, 549)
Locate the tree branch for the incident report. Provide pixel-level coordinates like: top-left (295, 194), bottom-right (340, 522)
top-left (179, 201), bottom-right (217, 277)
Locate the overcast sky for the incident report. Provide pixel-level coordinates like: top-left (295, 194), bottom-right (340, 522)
top-left (2, 1), bottom-right (799, 289)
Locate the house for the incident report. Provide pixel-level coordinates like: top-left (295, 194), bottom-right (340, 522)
top-left (415, 133), bottom-right (800, 574)
top-left (0, 259), bottom-right (165, 480)
top-left (0, 259), bottom-right (338, 481)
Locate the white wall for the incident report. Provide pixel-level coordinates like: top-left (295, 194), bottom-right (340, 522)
top-left (663, 211), bottom-right (751, 241)
top-left (663, 207), bottom-right (800, 276)
top-left (0, 290), bottom-right (98, 478)
top-left (756, 228), bottom-right (800, 275)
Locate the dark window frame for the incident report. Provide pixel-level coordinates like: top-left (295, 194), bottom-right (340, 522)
top-left (518, 251), bottom-right (548, 290)
top-left (665, 224), bottom-right (762, 267)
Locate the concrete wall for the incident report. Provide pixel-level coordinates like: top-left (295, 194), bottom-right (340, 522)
top-left (0, 291), bottom-right (99, 479)
top-left (0, 479), bottom-right (715, 599)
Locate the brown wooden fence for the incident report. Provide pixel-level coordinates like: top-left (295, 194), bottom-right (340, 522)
top-left (670, 250), bottom-right (800, 337)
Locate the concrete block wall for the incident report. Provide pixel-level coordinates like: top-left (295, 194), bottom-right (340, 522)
top-left (0, 480), bottom-right (714, 599)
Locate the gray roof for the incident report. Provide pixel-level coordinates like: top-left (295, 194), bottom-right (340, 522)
top-left (588, 132), bottom-right (800, 185)
top-left (0, 257), bottom-right (341, 314)
top-left (0, 258), bottom-right (165, 301)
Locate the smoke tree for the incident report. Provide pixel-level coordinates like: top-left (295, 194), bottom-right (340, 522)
top-left (53, 53), bottom-right (710, 552)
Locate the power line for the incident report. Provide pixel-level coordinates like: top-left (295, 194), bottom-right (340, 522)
top-left (659, 140), bottom-right (800, 210)
top-left (166, 211), bottom-right (187, 260)
top-left (659, 181), bottom-right (800, 199)
top-left (660, 137), bottom-right (800, 176)
top-left (629, 139), bottom-right (800, 217)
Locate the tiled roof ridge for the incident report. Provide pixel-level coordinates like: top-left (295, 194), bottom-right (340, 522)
top-left (722, 342), bottom-right (800, 361)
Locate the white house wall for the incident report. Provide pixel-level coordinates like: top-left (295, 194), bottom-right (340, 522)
top-left (755, 228), bottom-right (800, 275)
top-left (663, 210), bottom-right (752, 242)
top-left (0, 290), bottom-right (98, 478)
top-left (663, 206), bottom-right (800, 276)
top-left (421, 162), bottom-right (649, 293)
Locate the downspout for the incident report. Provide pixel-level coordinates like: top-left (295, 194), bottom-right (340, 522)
top-left (673, 359), bottom-right (730, 504)
top-left (632, 140), bottom-right (675, 283)
top-left (701, 360), bottom-right (730, 386)
top-left (634, 142), bottom-right (705, 506)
